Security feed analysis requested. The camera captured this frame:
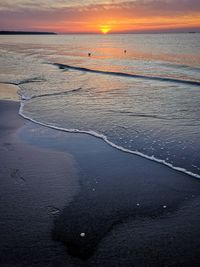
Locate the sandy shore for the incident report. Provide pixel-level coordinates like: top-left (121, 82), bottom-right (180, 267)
top-left (0, 83), bottom-right (20, 101)
top-left (0, 92), bottom-right (200, 266)
top-left (0, 100), bottom-right (81, 266)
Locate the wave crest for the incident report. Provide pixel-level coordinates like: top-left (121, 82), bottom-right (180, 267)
top-left (52, 63), bottom-right (200, 87)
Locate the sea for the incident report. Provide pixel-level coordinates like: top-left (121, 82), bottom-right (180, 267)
top-left (0, 33), bottom-right (200, 178)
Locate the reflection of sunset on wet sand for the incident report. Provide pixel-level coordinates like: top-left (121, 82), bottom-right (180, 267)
top-left (0, 0), bottom-right (200, 266)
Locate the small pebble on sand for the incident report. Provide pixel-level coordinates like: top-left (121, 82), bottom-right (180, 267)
top-left (80, 233), bottom-right (85, 237)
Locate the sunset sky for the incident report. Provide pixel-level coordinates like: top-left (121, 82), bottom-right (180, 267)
top-left (0, 0), bottom-right (200, 33)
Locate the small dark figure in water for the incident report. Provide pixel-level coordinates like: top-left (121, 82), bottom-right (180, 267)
top-left (124, 50), bottom-right (127, 54)
top-left (88, 53), bottom-right (91, 57)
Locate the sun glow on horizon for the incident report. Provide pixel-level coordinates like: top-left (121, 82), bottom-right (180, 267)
top-left (1, 1), bottom-right (199, 34)
top-left (100, 25), bottom-right (111, 34)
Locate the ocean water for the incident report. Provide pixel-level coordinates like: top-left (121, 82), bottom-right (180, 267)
top-left (0, 34), bottom-right (200, 178)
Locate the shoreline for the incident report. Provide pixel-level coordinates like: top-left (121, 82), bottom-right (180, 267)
top-left (18, 87), bottom-right (200, 179)
top-left (1, 79), bottom-right (199, 179)
top-left (0, 95), bottom-right (200, 265)
top-left (18, 113), bottom-right (200, 179)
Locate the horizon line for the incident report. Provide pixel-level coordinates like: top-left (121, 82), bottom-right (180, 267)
top-left (0, 30), bottom-right (199, 35)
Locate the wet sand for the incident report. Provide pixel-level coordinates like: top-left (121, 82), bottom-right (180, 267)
top-left (0, 100), bottom-right (81, 266)
top-left (0, 83), bottom-right (20, 101)
top-left (0, 97), bottom-right (200, 266)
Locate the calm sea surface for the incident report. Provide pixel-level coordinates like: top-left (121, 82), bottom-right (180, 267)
top-left (0, 34), bottom-right (200, 177)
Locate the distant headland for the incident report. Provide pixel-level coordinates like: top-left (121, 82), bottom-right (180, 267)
top-left (0, 31), bottom-right (57, 35)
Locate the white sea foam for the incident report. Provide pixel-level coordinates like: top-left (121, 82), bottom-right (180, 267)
top-left (2, 34), bottom-right (199, 182)
top-left (19, 99), bottom-right (200, 180)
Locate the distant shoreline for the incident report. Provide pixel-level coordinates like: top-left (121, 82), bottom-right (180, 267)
top-left (0, 31), bottom-right (199, 35)
top-left (0, 31), bottom-right (57, 35)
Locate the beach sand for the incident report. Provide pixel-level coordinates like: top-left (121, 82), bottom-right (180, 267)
top-left (0, 83), bottom-right (20, 101)
top-left (0, 86), bottom-right (200, 266)
top-left (0, 99), bottom-right (81, 266)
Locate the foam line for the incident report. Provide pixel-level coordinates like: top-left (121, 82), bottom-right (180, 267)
top-left (19, 100), bottom-right (200, 179)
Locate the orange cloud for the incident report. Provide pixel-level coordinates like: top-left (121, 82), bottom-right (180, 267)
top-left (0, 0), bottom-right (200, 33)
